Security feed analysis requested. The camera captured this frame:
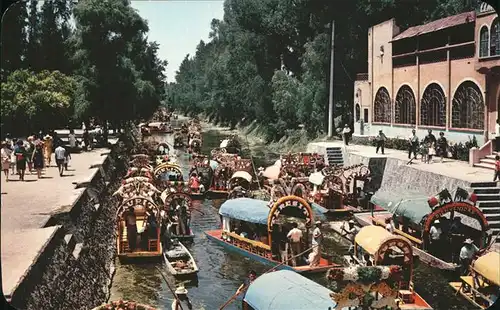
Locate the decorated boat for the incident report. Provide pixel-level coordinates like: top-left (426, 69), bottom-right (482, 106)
top-left (156, 142), bottom-right (170, 156)
top-left (116, 196), bottom-right (162, 262)
top-left (114, 177), bottom-right (161, 201)
top-left (124, 167), bottom-right (154, 180)
top-left (279, 152), bottom-right (324, 178)
top-left (449, 251), bottom-right (500, 309)
top-left (144, 122), bottom-right (173, 133)
top-left (153, 162), bottom-right (184, 189)
top-left (92, 300), bottom-right (157, 310)
top-left (187, 131), bottom-right (202, 154)
top-left (160, 191), bottom-right (195, 241)
top-left (130, 154), bottom-right (154, 170)
top-left (205, 195), bottom-right (335, 273)
top-left (163, 239), bottom-right (199, 276)
top-left (242, 270), bottom-right (335, 309)
top-left (219, 135), bottom-right (241, 154)
top-left (356, 187), bottom-right (491, 270)
top-left (173, 129), bottom-right (186, 148)
top-left (188, 154), bottom-right (213, 196)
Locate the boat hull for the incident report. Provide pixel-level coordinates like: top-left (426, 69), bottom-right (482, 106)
top-left (206, 190), bottom-right (229, 199)
top-left (163, 242), bottom-right (199, 276)
top-left (118, 251), bottom-right (163, 264)
top-left (205, 230), bottom-right (336, 274)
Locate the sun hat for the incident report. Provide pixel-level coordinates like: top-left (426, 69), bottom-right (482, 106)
top-left (175, 286), bottom-right (188, 295)
top-left (434, 219), bottom-right (440, 224)
top-left (464, 238), bottom-right (474, 244)
top-left (348, 220), bottom-right (355, 224)
top-left (315, 220), bottom-right (322, 225)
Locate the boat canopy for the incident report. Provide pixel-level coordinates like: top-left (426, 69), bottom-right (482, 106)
top-left (220, 139), bottom-right (229, 148)
top-left (209, 160), bottom-right (219, 170)
top-left (244, 270), bottom-right (335, 310)
top-left (230, 171), bottom-right (252, 183)
top-left (370, 190), bottom-right (431, 224)
top-left (472, 251), bottom-right (500, 286)
top-left (308, 171), bottom-right (324, 185)
top-left (219, 198), bottom-right (270, 224)
top-left (355, 225), bottom-right (411, 257)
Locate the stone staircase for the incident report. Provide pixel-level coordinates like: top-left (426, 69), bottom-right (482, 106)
top-left (470, 182), bottom-right (500, 243)
top-left (325, 147), bottom-right (344, 166)
top-left (474, 151), bottom-right (498, 170)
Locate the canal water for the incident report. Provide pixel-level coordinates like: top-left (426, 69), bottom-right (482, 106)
top-left (109, 126), bottom-right (475, 310)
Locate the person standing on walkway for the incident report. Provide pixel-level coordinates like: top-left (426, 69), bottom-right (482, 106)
top-left (423, 130), bottom-right (436, 164)
top-left (342, 124), bottom-right (351, 146)
top-left (32, 142), bottom-right (44, 179)
top-left (495, 119), bottom-right (500, 152)
top-left (54, 144), bottom-right (66, 177)
top-left (1, 141), bottom-right (12, 181)
top-left (408, 129), bottom-right (419, 159)
top-left (436, 132), bottom-right (448, 163)
top-left (10, 138), bottom-right (17, 176)
top-left (375, 130), bottom-right (387, 154)
top-left (287, 222), bottom-right (303, 266)
top-left (68, 129), bottom-right (77, 151)
top-left (64, 146), bottom-right (71, 171)
top-left (43, 134), bottom-right (53, 167)
top-left (25, 136), bottom-right (35, 173)
top-left (494, 155), bottom-right (500, 182)
top-left (14, 140), bottom-right (27, 181)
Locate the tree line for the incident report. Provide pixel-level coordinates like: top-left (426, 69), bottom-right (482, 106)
top-left (167, 0), bottom-right (482, 142)
top-left (1, 0), bottom-right (167, 136)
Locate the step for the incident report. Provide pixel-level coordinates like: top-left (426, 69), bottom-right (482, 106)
top-left (479, 206), bottom-right (500, 214)
top-left (471, 182), bottom-right (499, 188)
top-left (326, 147), bottom-right (342, 151)
top-left (488, 220), bottom-right (500, 228)
top-left (327, 153), bottom-right (343, 157)
top-left (484, 213), bottom-right (500, 221)
top-left (485, 154), bottom-right (498, 160)
top-left (479, 158), bottom-right (496, 165)
top-left (473, 162), bottom-right (496, 170)
top-left (476, 193), bottom-right (500, 201)
top-left (470, 187), bottom-right (500, 194)
top-left (477, 200), bottom-right (500, 208)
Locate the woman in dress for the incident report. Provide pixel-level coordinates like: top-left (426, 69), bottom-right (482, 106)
top-left (43, 134), bottom-right (53, 167)
top-left (14, 140), bottom-right (27, 181)
top-left (32, 143), bottom-right (45, 179)
top-left (1, 141), bottom-right (12, 181)
top-left (25, 136), bottom-right (35, 173)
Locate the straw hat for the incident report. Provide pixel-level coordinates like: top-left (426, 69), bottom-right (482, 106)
top-left (464, 238), bottom-right (474, 244)
top-left (175, 286), bottom-right (188, 295)
top-left (348, 220), bottom-right (355, 224)
top-left (434, 219), bottom-right (440, 224)
top-left (315, 220), bottom-right (322, 225)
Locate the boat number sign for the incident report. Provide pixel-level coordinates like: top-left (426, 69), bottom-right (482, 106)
top-left (269, 198), bottom-right (311, 227)
top-left (155, 165), bottom-right (182, 177)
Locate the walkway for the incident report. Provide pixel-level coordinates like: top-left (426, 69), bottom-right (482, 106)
top-left (309, 141), bottom-right (495, 183)
top-left (1, 142), bottom-right (116, 298)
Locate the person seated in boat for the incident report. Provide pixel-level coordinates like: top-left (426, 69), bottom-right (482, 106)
top-left (449, 217), bottom-right (464, 263)
top-left (173, 286), bottom-right (193, 310)
top-left (124, 206), bottom-right (138, 252)
top-left (342, 220), bottom-right (358, 240)
top-left (459, 238), bottom-right (479, 276)
top-left (429, 219), bottom-right (443, 257)
top-left (176, 202), bottom-right (190, 236)
top-left (142, 208), bottom-right (158, 250)
top-left (189, 173), bottom-right (201, 193)
top-left (287, 222), bottom-right (303, 267)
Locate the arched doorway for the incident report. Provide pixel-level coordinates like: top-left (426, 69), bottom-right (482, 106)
top-left (373, 87), bottom-right (391, 123)
top-left (451, 81), bottom-right (484, 130)
top-left (395, 85), bottom-right (416, 124)
top-left (420, 83), bottom-right (446, 127)
top-left (355, 104), bottom-right (360, 122)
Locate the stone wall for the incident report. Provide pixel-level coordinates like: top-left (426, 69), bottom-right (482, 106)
top-left (9, 130), bottom-right (139, 310)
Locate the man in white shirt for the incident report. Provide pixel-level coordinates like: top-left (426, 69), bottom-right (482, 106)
top-left (54, 145), bottom-right (66, 176)
top-left (68, 129), bottom-right (77, 149)
top-left (459, 238), bottom-right (479, 275)
top-left (429, 219), bottom-right (442, 256)
top-left (385, 218), bottom-right (394, 234)
top-left (342, 124), bottom-right (351, 146)
top-left (495, 119), bottom-right (500, 152)
top-left (287, 222), bottom-right (303, 266)
top-left (309, 221), bottom-right (323, 267)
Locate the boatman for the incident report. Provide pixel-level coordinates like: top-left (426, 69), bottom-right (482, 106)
top-left (172, 286), bottom-right (193, 310)
top-left (236, 270), bottom-right (257, 298)
top-left (308, 220), bottom-right (323, 267)
top-left (459, 238), bottom-right (479, 275)
top-left (287, 222), bottom-right (303, 266)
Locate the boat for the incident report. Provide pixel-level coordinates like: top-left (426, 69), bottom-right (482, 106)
top-left (173, 129), bottom-right (185, 148)
top-left (160, 191), bottom-right (195, 241)
top-left (92, 300), bottom-right (157, 310)
top-left (205, 195), bottom-right (336, 273)
top-left (242, 270), bottom-right (336, 309)
top-left (153, 162), bottom-right (184, 191)
top-left (161, 180), bottom-right (206, 200)
top-left (341, 225), bottom-right (432, 309)
top-left (163, 239), bottom-right (199, 276)
top-left (355, 187), bottom-right (491, 270)
top-left (145, 122), bottom-right (173, 133)
top-left (219, 135), bottom-right (241, 155)
top-left (228, 171), bottom-right (253, 191)
top-left (116, 196), bottom-right (162, 262)
top-left (449, 251), bottom-right (500, 309)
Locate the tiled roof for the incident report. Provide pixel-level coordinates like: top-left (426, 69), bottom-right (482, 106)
top-left (391, 11), bottom-right (476, 42)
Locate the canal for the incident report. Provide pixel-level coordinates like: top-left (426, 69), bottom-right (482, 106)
top-left (109, 124), bottom-right (475, 310)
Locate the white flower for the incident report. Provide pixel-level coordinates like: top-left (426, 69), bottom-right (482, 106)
top-left (380, 266), bottom-right (391, 279)
top-left (343, 267), bottom-right (359, 281)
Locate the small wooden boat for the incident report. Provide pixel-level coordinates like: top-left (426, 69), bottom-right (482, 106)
top-left (92, 300), bottom-right (157, 310)
top-left (449, 251), bottom-right (500, 309)
top-left (163, 240), bottom-right (199, 276)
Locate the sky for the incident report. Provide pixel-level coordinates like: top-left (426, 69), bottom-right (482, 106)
top-left (131, 0), bottom-right (225, 83)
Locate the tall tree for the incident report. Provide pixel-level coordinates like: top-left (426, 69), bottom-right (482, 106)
top-left (26, 0), bottom-right (40, 72)
top-left (1, 1), bottom-right (28, 78)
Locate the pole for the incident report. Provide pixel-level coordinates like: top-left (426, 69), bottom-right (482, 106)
top-left (327, 20), bottom-right (335, 138)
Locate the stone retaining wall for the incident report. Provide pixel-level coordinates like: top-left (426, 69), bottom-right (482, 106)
top-left (9, 129), bottom-right (139, 310)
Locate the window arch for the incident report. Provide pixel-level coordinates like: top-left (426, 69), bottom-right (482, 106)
top-left (479, 26), bottom-right (489, 57)
top-left (420, 83), bottom-right (446, 127)
top-left (394, 85), bottom-right (416, 124)
top-left (373, 87), bottom-right (391, 123)
top-left (355, 104), bottom-right (361, 121)
top-left (491, 18), bottom-right (500, 56)
top-left (452, 81), bottom-right (484, 129)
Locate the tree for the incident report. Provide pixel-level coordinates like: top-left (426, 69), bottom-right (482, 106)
top-left (1, 1), bottom-right (28, 78)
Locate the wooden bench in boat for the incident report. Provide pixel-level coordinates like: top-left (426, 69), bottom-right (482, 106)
top-left (225, 232), bottom-right (272, 258)
top-left (119, 219), bottom-right (159, 253)
top-left (449, 276), bottom-right (491, 309)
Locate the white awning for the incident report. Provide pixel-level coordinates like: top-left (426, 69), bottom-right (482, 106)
top-left (220, 139), bottom-right (229, 148)
top-left (308, 172), bottom-right (324, 185)
top-left (230, 171), bottom-right (253, 183)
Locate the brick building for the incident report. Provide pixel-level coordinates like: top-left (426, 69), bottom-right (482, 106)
top-left (353, 3), bottom-right (499, 147)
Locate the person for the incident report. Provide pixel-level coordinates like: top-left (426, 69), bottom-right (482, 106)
top-left (408, 129), bottom-right (419, 159)
top-left (494, 155), bottom-right (500, 182)
top-left (14, 140), bottom-right (28, 181)
top-left (68, 129), bottom-right (77, 150)
top-left (54, 144), bottom-right (66, 177)
top-left (10, 138), bottom-right (17, 176)
top-left (189, 173), bottom-right (201, 193)
top-left (43, 134), bottom-right (53, 167)
top-left (364, 253), bottom-right (373, 266)
top-left (429, 219), bottom-right (442, 257)
top-left (343, 220), bottom-right (358, 241)
top-left (25, 137), bottom-right (34, 173)
top-left (449, 217), bottom-right (464, 263)
top-left (436, 132), bottom-right (448, 163)
top-left (459, 238), bottom-right (479, 275)
top-left (64, 146), bottom-right (71, 171)
top-left (125, 206), bottom-right (137, 252)
top-left (495, 119), bottom-right (500, 152)
top-left (32, 143), bottom-right (45, 179)
top-left (342, 124), bottom-right (351, 146)
top-left (142, 209), bottom-right (158, 250)
top-left (375, 130), bottom-right (387, 154)
top-left (176, 202), bottom-right (190, 236)
top-left (309, 220), bottom-right (323, 267)
top-left (82, 129), bottom-right (90, 151)
top-left (287, 222), bottom-right (303, 266)
top-left (356, 187), bottom-right (367, 208)
top-left (1, 142), bottom-right (12, 181)
top-left (172, 286), bottom-right (193, 310)
top-left (236, 270), bottom-right (257, 298)
top-left (385, 217), bottom-right (394, 234)
top-left (423, 130), bottom-right (436, 163)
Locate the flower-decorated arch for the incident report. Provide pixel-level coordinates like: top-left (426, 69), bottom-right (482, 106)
top-left (161, 191), bottom-right (193, 211)
top-left (267, 195), bottom-right (314, 234)
top-left (117, 196), bottom-right (160, 219)
top-left (153, 163), bottom-right (184, 181)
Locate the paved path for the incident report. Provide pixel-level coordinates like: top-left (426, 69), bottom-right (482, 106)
top-left (1, 141), bottom-right (116, 299)
top-left (310, 141), bottom-right (495, 183)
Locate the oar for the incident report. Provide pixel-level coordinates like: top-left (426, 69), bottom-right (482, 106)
top-left (219, 244), bottom-right (319, 310)
top-left (155, 266), bottom-right (185, 310)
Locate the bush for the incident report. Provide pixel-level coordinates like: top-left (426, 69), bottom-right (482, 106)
top-left (351, 135), bottom-right (478, 162)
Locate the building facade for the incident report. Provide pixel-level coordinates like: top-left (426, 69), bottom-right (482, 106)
top-left (354, 3), bottom-right (500, 146)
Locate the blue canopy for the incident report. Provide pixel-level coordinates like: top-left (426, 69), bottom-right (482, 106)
top-left (244, 270), bottom-right (336, 310)
top-left (370, 190), bottom-right (432, 224)
top-left (310, 202), bottom-right (328, 221)
top-left (219, 198), bottom-right (270, 224)
top-left (209, 160), bottom-right (218, 170)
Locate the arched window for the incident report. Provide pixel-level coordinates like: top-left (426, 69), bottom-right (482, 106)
top-left (420, 83), bottom-right (446, 127)
top-left (491, 18), bottom-right (500, 56)
top-left (373, 87), bottom-right (391, 123)
top-left (355, 104), bottom-right (361, 121)
top-left (479, 26), bottom-right (489, 57)
top-left (452, 81), bottom-right (484, 129)
top-left (394, 85), bottom-right (416, 124)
